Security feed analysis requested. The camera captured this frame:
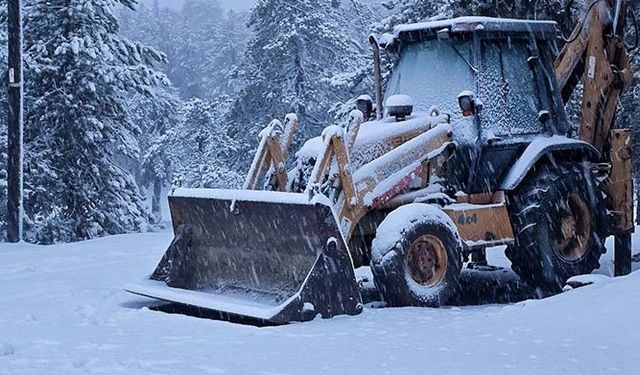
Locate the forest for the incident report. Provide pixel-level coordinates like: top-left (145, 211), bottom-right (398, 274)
top-left (0, 0), bottom-right (638, 244)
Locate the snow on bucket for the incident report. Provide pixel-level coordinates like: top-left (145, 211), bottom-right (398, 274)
top-left (126, 189), bottom-right (362, 323)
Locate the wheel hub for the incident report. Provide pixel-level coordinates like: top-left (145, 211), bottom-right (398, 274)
top-left (406, 235), bottom-right (448, 287)
top-left (560, 215), bottom-right (577, 240)
top-left (554, 194), bottom-right (592, 262)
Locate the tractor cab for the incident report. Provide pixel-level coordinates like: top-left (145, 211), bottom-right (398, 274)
top-left (382, 17), bottom-right (567, 193)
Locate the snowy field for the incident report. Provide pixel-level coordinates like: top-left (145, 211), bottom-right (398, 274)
top-left (1, 229), bottom-right (639, 375)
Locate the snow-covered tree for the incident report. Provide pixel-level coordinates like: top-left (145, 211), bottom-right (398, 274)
top-left (119, 0), bottom-right (249, 100)
top-left (618, 1), bottom-right (640, 222)
top-left (169, 0), bottom-right (224, 98)
top-left (170, 97), bottom-right (243, 189)
top-left (229, 0), bottom-right (374, 166)
top-left (129, 86), bottom-right (182, 223)
top-left (377, 0), bottom-right (580, 33)
top-left (376, 0), bottom-right (443, 31)
top-left (117, 1), bottom-right (253, 219)
top-left (326, 0), bottom-right (379, 118)
top-left (22, 0), bottom-right (167, 243)
top-left (211, 10), bottom-right (251, 97)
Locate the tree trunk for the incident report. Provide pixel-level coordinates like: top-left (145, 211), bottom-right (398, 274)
top-left (151, 177), bottom-right (162, 224)
top-left (636, 177), bottom-right (639, 225)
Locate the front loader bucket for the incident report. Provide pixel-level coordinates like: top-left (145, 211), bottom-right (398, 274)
top-left (125, 188), bottom-right (362, 324)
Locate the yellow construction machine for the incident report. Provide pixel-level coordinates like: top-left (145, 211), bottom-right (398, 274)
top-left (126, 0), bottom-right (636, 324)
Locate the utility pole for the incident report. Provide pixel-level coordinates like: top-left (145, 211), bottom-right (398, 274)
top-left (7, 0), bottom-right (23, 243)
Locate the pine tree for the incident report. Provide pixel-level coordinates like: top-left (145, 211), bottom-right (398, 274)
top-left (377, 0), bottom-right (443, 31)
top-left (230, 0), bottom-right (373, 165)
top-left (119, 1), bottom-right (249, 100)
top-left (129, 86), bottom-right (182, 223)
top-left (117, 1), bottom-right (252, 220)
top-left (170, 97), bottom-right (243, 189)
top-left (23, 0), bottom-right (166, 243)
top-left (618, 1), bottom-right (640, 222)
top-left (328, 0), bottom-right (378, 115)
top-left (170, 0), bottom-right (224, 98)
top-left (211, 10), bottom-right (250, 98)
top-left (377, 0), bottom-right (580, 33)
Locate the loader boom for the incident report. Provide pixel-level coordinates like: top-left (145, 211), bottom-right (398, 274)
top-left (243, 114), bottom-right (299, 191)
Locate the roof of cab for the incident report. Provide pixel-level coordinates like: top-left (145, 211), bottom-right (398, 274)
top-left (394, 16), bottom-right (558, 37)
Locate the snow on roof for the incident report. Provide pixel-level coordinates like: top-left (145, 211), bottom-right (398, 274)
top-left (394, 16), bottom-right (557, 37)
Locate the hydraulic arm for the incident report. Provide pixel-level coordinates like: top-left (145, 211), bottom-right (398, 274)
top-left (554, 0), bottom-right (635, 275)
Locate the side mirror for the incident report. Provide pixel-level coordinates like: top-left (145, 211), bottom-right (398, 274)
top-left (538, 110), bottom-right (550, 124)
top-left (356, 94), bottom-right (373, 121)
top-left (437, 28), bottom-right (450, 40)
top-left (457, 90), bottom-right (482, 117)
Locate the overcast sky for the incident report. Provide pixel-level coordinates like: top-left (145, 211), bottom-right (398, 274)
top-left (142, 0), bottom-right (255, 11)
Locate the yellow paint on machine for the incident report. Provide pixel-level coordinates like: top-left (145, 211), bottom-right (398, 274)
top-left (443, 200), bottom-right (515, 248)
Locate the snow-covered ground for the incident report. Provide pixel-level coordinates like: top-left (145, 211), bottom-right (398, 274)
top-left (1, 230), bottom-right (639, 374)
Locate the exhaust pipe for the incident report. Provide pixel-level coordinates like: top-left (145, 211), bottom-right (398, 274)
top-left (369, 34), bottom-right (384, 120)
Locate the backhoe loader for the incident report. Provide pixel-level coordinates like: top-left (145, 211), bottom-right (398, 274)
top-left (126, 0), bottom-right (636, 324)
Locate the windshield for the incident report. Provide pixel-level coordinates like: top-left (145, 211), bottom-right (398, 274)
top-left (386, 35), bottom-right (551, 144)
top-left (386, 37), bottom-right (477, 144)
top-left (386, 37), bottom-right (475, 120)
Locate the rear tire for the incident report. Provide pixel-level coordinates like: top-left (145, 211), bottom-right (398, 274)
top-left (370, 204), bottom-right (462, 307)
top-left (506, 162), bottom-right (606, 294)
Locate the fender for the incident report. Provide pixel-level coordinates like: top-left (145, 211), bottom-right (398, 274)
top-left (499, 135), bottom-right (600, 191)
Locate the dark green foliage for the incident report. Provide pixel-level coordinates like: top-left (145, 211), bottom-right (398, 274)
top-left (22, 0), bottom-right (166, 243)
top-left (229, 0), bottom-right (374, 166)
top-left (170, 97), bottom-right (243, 190)
top-left (619, 1), bottom-right (640, 221)
top-left (378, 0), bottom-right (581, 32)
top-left (119, 0), bottom-right (249, 100)
top-left (128, 86), bottom-right (182, 223)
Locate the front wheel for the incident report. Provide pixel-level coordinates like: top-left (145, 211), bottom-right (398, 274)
top-left (370, 204), bottom-right (463, 307)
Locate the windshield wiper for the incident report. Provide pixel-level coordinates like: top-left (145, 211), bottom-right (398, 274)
top-left (444, 40), bottom-right (478, 73)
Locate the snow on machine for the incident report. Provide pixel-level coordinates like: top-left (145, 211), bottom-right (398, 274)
top-left (126, 1), bottom-right (635, 324)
